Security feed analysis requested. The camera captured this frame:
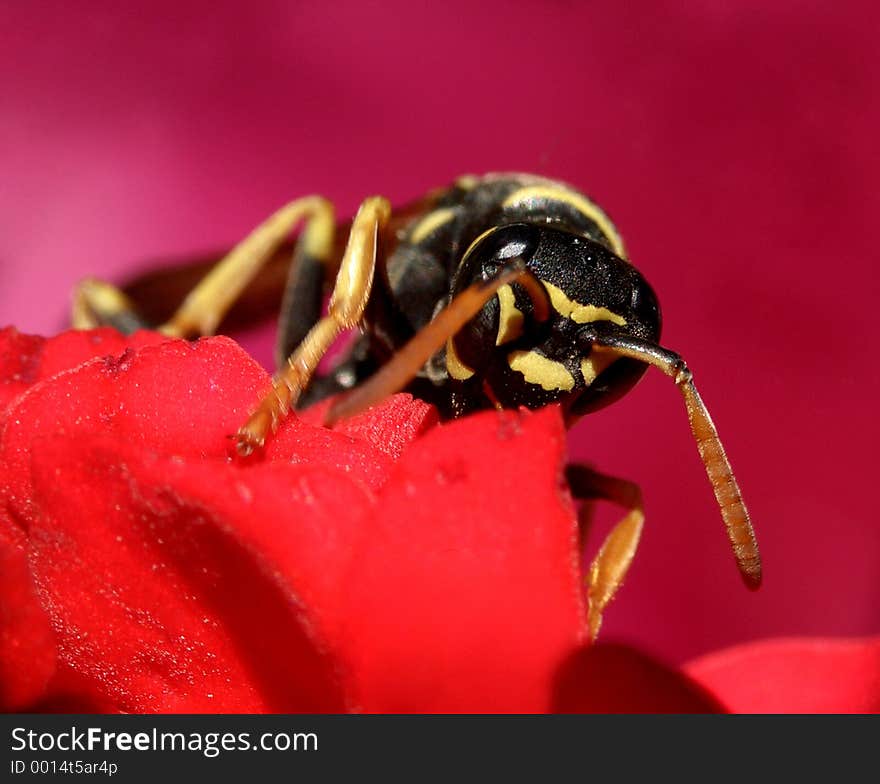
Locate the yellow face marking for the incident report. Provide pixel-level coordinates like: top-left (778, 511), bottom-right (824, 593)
top-left (502, 184), bottom-right (626, 258)
top-left (446, 337), bottom-right (475, 380)
top-left (580, 354), bottom-right (615, 385)
top-left (410, 207), bottom-right (457, 244)
top-left (508, 350), bottom-right (575, 392)
top-left (455, 174), bottom-right (480, 190)
top-left (541, 281), bottom-right (627, 326)
top-left (495, 284), bottom-right (524, 345)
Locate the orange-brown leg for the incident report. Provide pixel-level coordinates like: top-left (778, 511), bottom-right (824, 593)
top-left (566, 464), bottom-right (645, 642)
top-left (592, 336), bottom-right (761, 589)
top-left (234, 196), bottom-right (391, 456)
top-left (324, 263), bottom-right (548, 425)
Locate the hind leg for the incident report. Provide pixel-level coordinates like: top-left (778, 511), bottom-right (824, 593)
top-left (72, 196), bottom-right (337, 344)
top-left (72, 278), bottom-right (151, 333)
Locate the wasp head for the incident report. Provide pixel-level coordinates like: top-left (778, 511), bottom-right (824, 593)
top-left (446, 223), bottom-right (662, 418)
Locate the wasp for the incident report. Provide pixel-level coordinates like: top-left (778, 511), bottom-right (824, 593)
top-left (73, 173), bottom-right (761, 638)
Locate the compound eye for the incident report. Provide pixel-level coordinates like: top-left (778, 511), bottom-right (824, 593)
top-left (460, 223), bottom-right (542, 282)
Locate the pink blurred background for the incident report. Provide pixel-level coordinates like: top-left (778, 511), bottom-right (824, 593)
top-left (2, 1), bottom-right (878, 664)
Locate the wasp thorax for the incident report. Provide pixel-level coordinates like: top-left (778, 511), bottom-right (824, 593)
top-left (446, 223), bottom-right (662, 415)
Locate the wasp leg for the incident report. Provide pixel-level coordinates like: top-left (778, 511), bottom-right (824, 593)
top-left (592, 335), bottom-right (761, 589)
top-left (161, 196), bottom-right (335, 339)
top-left (71, 278), bottom-right (151, 333)
top-left (324, 263), bottom-right (548, 424)
top-left (122, 243), bottom-right (297, 330)
top-left (566, 464), bottom-right (645, 642)
top-left (275, 205), bottom-right (344, 369)
top-left (577, 499), bottom-right (599, 545)
top-left (234, 196), bottom-right (392, 456)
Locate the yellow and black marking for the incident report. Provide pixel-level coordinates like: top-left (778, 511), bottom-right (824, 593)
top-left (445, 335), bottom-right (475, 380)
top-left (580, 354), bottom-right (615, 385)
top-left (88, 172), bottom-right (760, 617)
top-left (431, 187), bottom-right (661, 415)
top-left (542, 280), bottom-right (627, 326)
top-left (495, 284), bottom-right (524, 345)
top-left (409, 207), bottom-right (458, 244)
top-left (507, 350), bottom-right (575, 392)
top-left (501, 182), bottom-right (627, 258)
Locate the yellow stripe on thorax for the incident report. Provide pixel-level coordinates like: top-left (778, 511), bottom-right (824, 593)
top-left (542, 281), bottom-right (627, 326)
top-left (502, 184), bottom-right (626, 258)
top-left (409, 207), bottom-right (457, 244)
top-left (508, 350), bottom-right (575, 392)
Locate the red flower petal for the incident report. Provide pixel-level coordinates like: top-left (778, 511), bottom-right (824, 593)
top-left (334, 407), bottom-right (586, 713)
top-left (0, 332), bottom-right (442, 711)
top-left (0, 326), bottom-right (165, 412)
top-left (0, 327), bottom-right (44, 411)
top-left (83, 438), bottom-right (377, 655)
top-left (27, 436), bottom-right (347, 713)
top-left (32, 328), bottom-right (166, 380)
top-left (265, 419), bottom-right (396, 492)
top-left (0, 336), bottom-right (401, 532)
top-left (0, 510), bottom-right (56, 711)
top-left (686, 636), bottom-right (880, 713)
top-left (299, 393), bottom-right (439, 460)
top-left (5, 329), bottom-right (706, 714)
top-left (27, 666), bottom-right (123, 713)
top-left (552, 644), bottom-right (724, 713)
top-left (0, 337), bottom-right (254, 533)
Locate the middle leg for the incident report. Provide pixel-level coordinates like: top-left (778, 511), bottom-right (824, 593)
top-left (235, 196), bottom-right (392, 456)
top-left (566, 463), bottom-right (645, 642)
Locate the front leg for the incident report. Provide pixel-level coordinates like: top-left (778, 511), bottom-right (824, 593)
top-left (566, 463), bottom-right (645, 642)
